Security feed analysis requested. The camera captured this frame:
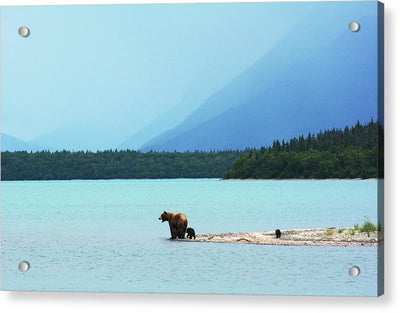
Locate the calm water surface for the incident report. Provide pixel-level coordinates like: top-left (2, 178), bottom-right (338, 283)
top-left (1, 179), bottom-right (382, 296)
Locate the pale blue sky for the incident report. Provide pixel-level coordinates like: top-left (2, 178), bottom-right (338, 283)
top-left (0, 2), bottom-right (378, 150)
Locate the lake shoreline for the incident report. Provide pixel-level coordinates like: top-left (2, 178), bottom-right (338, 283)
top-left (222, 178), bottom-right (381, 181)
top-left (181, 227), bottom-right (383, 247)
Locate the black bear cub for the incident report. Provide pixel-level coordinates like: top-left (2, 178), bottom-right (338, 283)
top-left (275, 229), bottom-right (281, 239)
top-left (186, 227), bottom-right (196, 239)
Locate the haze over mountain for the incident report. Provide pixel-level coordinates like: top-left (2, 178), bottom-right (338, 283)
top-left (1, 2), bottom-right (379, 152)
top-left (140, 13), bottom-right (378, 152)
top-left (1, 134), bottom-right (49, 152)
top-left (118, 79), bottom-right (213, 150)
top-left (2, 3), bottom-right (301, 151)
top-left (29, 125), bottom-right (122, 151)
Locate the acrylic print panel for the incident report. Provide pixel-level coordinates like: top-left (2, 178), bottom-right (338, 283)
top-left (0, 1), bottom-right (384, 296)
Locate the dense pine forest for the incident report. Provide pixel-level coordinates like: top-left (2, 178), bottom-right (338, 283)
top-left (1, 121), bottom-right (383, 181)
top-left (225, 120), bottom-right (383, 179)
top-left (1, 150), bottom-right (241, 180)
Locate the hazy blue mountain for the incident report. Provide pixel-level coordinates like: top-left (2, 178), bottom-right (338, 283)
top-left (118, 83), bottom-right (209, 150)
top-left (1, 134), bottom-right (48, 152)
top-left (117, 104), bottom-right (194, 150)
top-left (141, 15), bottom-right (378, 152)
top-left (30, 125), bottom-right (121, 152)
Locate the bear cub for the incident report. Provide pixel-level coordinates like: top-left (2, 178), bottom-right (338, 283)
top-left (186, 227), bottom-right (196, 239)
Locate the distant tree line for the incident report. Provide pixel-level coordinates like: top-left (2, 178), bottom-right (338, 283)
top-left (1, 121), bottom-right (383, 181)
top-left (1, 150), bottom-right (242, 181)
top-left (224, 120), bottom-right (383, 179)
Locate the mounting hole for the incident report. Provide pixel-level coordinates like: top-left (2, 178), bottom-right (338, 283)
top-left (348, 21), bottom-right (360, 32)
top-left (18, 26), bottom-right (30, 38)
top-left (349, 266), bottom-right (360, 277)
top-left (18, 261), bottom-right (30, 272)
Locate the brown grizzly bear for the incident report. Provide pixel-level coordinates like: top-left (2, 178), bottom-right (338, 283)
top-left (159, 211), bottom-right (188, 239)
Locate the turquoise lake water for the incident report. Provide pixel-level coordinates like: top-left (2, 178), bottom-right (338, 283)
top-left (1, 179), bottom-right (382, 296)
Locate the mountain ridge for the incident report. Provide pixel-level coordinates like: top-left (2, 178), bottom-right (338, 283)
top-left (140, 14), bottom-right (377, 152)
top-left (1, 134), bottom-right (49, 152)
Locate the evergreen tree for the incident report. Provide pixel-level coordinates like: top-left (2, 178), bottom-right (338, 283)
top-left (224, 120), bottom-right (383, 180)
